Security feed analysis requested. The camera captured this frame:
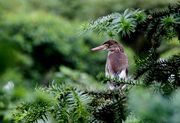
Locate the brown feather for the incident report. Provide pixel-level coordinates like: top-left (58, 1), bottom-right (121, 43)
top-left (106, 51), bottom-right (128, 76)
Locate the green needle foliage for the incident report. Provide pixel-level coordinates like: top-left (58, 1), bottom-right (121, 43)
top-left (85, 9), bottom-right (146, 37)
top-left (85, 3), bottom-right (180, 122)
top-left (14, 82), bottom-right (92, 123)
top-left (13, 3), bottom-right (180, 123)
top-left (84, 4), bottom-right (180, 53)
top-left (13, 81), bottom-right (127, 123)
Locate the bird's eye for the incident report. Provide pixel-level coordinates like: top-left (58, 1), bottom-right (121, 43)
top-left (105, 44), bottom-right (109, 47)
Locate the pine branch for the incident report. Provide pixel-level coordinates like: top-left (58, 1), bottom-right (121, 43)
top-left (135, 54), bottom-right (180, 86)
top-left (84, 4), bottom-right (180, 49)
top-left (84, 9), bottom-right (146, 37)
top-left (134, 49), bottom-right (158, 79)
top-left (13, 82), bottom-right (92, 123)
top-left (97, 72), bottom-right (143, 86)
top-left (89, 90), bottom-right (127, 123)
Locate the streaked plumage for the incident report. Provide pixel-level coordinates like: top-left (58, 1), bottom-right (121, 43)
top-left (91, 40), bottom-right (128, 89)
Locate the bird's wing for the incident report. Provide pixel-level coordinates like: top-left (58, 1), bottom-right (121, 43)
top-left (108, 52), bottom-right (128, 75)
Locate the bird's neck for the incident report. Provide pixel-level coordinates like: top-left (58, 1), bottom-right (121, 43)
top-left (107, 50), bottom-right (121, 56)
top-left (108, 46), bottom-right (124, 53)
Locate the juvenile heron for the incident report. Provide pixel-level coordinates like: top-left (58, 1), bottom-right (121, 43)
top-left (91, 40), bottom-right (128, 90)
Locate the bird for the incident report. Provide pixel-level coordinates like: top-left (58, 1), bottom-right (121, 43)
top-left (91, 40), bottom-right (128, 90)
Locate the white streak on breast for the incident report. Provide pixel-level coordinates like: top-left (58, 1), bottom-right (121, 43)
top-left (118, 69), bottom-right (127, 79)
top-left (105, 62), bottom-right (115, 79)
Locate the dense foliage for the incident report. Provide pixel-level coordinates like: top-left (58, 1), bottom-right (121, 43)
top-left (0, 0), bottom-right (180, 123)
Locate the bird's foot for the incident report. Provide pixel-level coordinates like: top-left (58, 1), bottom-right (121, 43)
top-left (107, 81), bottom-right (127, 90)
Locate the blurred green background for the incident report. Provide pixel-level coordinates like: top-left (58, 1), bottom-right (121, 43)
top-left (0, 0), bottom-right (179, 122)
top-left (0, 0), bottom-right (179, 87)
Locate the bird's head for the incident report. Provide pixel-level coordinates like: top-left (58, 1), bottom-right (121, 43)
top-left (91, 40), bottom-right (124, 52)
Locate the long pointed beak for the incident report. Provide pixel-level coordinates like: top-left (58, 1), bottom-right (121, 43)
top-left (91, 44), bottom-right (107, 51)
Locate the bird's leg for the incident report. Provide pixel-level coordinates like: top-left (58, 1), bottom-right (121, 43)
top-left (107, 81), bottom-right (116, 90)
top-left (107, 75), bottom-right (127, 90)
